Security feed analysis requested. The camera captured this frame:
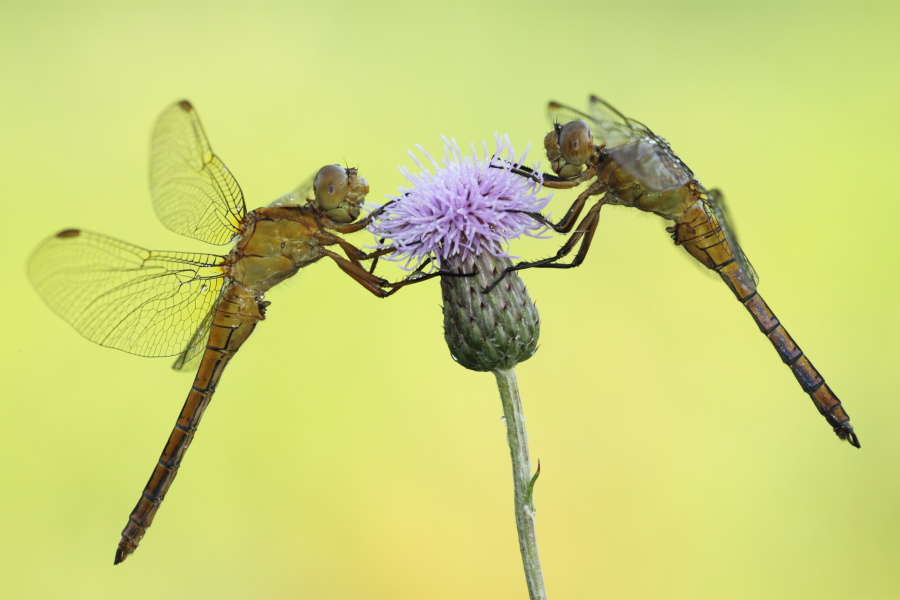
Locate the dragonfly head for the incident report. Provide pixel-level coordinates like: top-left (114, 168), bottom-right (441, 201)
top-left (546, 120), bottom-right (594, 178)
top-left (312, 165), bottom-right (369, 223)
top-left (559, 120), bottom-right (594, 167)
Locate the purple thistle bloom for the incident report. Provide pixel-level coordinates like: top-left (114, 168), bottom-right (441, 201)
top-left (369, 134), bottom-right (551, 271)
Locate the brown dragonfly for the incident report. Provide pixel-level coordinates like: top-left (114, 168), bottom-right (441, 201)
top-left (28, 101), bottom-right (425, 564)
top-left (490, 95), bottom-right (859, 448)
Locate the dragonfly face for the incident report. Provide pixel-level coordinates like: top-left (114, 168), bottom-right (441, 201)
top-left (545, 120), bottom-right (596, 179)
top-left (312, 164), bottom-right (369, 223)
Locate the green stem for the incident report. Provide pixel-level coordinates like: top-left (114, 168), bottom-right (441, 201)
top-left (493, 367), bottom-right (546, 600)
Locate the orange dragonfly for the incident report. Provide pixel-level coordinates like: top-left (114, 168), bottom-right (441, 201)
top-left (491, 95), bottom-right (859, 448)
top-left (28, 101), bottom-right (423, 564)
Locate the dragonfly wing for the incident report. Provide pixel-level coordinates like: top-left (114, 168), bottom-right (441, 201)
top-left (585, 95), bottom-right (654, 148)
top-left (706, 189), bottom-right (759, 289)
top-left (28, 229), bottom-right (227, 358)
top-left (549, 98), bottom-right (642, 149)
top-left (267, 172), bottom-right (316, 207)
top-left (547, 100), bottom-right (595, 129)
top-left (150, 100), bottom-right (246, 245)
top-left (587, 95), bottom-right (693, 189)
top-left (170, 285), bottom-right (225, 370)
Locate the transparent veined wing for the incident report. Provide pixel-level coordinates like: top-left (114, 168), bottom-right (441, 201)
top-left (587, 95), bottom-right (658, 146)
top-left (547, 96), bottom-right (640, 148)
top-left (547, 100), bottom-right (595, 130)
top-left (588, 95), bottom-right (694, 190)
top-left (267, 171), bottom-right (316, 207)
top-left (170, 286), bottom-right (225, 370)
top-left (149, 100), bottom-right (246, 245)
top-left (706, 189), bottom-right (758, 290)
top-left (28, 229), bottom-right (227, 358)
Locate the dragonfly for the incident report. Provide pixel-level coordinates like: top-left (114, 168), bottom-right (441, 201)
top-left (490, 95), bottom-right (859, 448)
top-left (28, 100), bottom-right (430, 565)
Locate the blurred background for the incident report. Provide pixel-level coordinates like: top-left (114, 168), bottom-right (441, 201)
top-left (2, 1), bottom-right (898, 598)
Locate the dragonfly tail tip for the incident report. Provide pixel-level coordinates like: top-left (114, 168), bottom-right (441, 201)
top-left (113, 546), bottom-right (131, 565)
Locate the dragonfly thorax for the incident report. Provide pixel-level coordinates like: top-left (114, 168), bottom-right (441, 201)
top-left (228, 207), bottom-right (328, 294)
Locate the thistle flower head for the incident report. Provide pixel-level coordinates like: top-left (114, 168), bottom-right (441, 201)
top-left (369, 134), bottom-right (551, 271)
top-left (369, 135), bottom-right (547, 373)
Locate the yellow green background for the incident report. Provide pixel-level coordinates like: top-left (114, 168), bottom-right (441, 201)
top-left (2, 2), bottom-right (898, 598)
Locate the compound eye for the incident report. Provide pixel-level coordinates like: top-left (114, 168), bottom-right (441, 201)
top-left (313, 165), bottom-right (348, 210)
top-left (558, 120), bottom-right (593, 166)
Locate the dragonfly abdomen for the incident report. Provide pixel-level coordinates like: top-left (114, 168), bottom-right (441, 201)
top-left (717, 261), bottom-right (859, 448)
top-left (115, 288), bottom-right (263, 564)
top-left (671, 205), bottom-right (858, 447)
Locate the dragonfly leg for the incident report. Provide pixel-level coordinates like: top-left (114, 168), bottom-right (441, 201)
top-left (365, 238), bottom-right (390, 274)
top-left (327, 200), bottom-right (397, 234)
top-left (333, 237), bottom-right (394, 264)
top-left (483, 201), bottom-right (603, 292)
top-left (321, 248), bottom-right (395, 297)
top-left (364, 240), bottom-right (471, 278)
top-left (502, 164), bottom-right (542, 183)
top-left (318, 232), bottom-right (396, 278)
top-left (503, 162), bottom-right (597, 189)
top-left (358, 246), bottom-right (396, 278)
top-left (379, 264), bottom-right (477, 295)
top-left (321, 232), bottom-right (436, 292)
top-left (322, 249), bottom-right (444, 297)
top-left (324, 248), bottom-right (474, 297)
top-left (510, 180), bottom-right (605, 234)
top-left (356, 246), bottom-right (395, 262)
top-left (373, 255), bottom-right (435, 280)
top-left (541, 165), bottom-right (598, 189)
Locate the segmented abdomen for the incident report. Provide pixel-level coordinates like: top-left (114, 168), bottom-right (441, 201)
top-left (673, 202), bottom-right (858, 447)
top-left (114, 287), bottom-right (262, 564)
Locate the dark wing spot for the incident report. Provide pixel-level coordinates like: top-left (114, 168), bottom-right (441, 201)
top-left (56, 229), bottom-right (81, 238)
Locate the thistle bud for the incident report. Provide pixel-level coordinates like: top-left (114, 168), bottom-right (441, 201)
top-left (441, 252), bottom-right (539, 371)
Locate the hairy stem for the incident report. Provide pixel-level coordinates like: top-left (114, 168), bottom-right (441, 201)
top-left (494, 367), bottom-right (546, 600)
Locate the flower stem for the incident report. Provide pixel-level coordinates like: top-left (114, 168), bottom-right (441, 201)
top-left (493, 367), bottom-right (546, 600)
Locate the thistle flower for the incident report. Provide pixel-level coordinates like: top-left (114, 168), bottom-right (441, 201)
top-left (370, 134), bottom-right (551, 372)
top-left (371, 134), bottom-right (550, 271)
